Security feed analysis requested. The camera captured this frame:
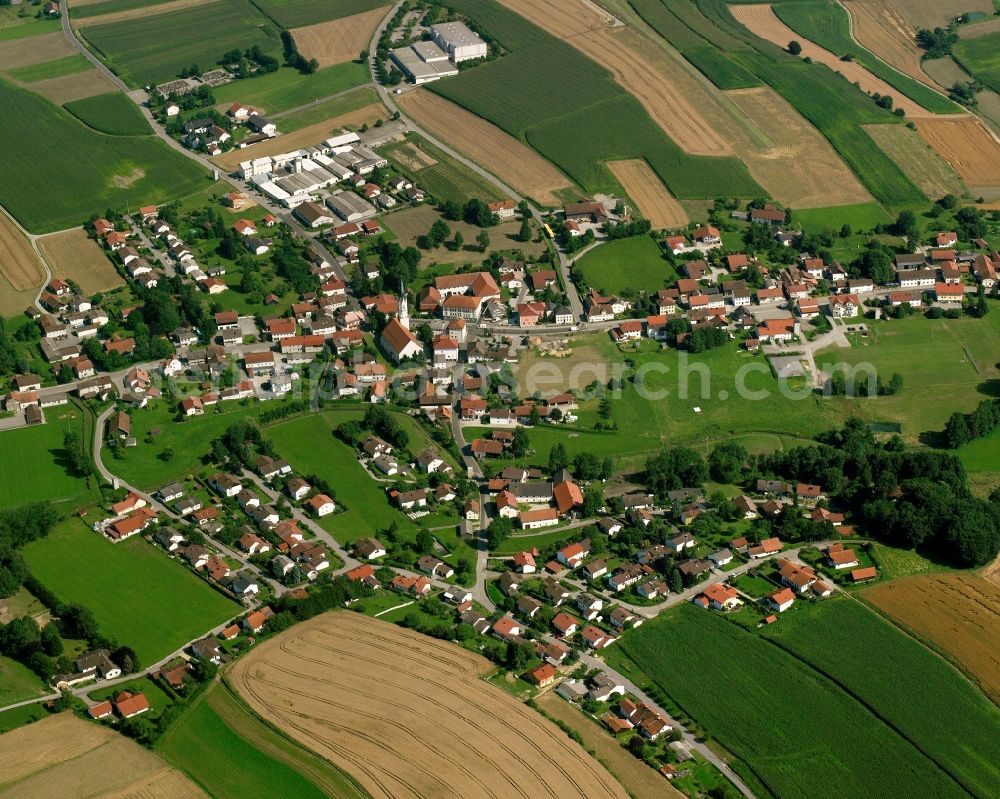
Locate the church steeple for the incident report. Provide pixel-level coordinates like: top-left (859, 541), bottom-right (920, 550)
top-left (398, 279), bottom-right (409, 330)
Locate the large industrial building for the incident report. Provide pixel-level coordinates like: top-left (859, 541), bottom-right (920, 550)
top-left (390, 21), bottom-right (487, 85)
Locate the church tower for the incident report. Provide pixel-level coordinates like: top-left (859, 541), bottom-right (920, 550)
top-left (398, 280), bottom-right (409, 330)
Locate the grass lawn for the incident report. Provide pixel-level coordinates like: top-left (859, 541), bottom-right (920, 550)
top-left (0, 79), bottom-right (208, 233)
top-left (494, 528), bottom-right (584, 555)
top-left (956, 424), bottom-right (1000, 472)
top-left (63, 92), bottom-right (152, 136)
top-left (158, 681), bottom-right (367, 799)
top-left (0, 7), bottom-right (61, 41)
top-left (572, 235), bottom-right (677, 295)
top-left (23, 518), bottom-right (238, 665)
top-left (278, 86), bottom-right (378, 132)
top-left (793, 202), bottom-right (892, 234)
top-left (0, 656), bottom-right (47, 705)
top-left (0, 704), bottom-right (48, 734)
top-left (211, 62), bottom-right (370, 116)
top-left (351, 592), bottom-right (414, 616)
top-left (608, 603), bottom-right (968, 799)
top-left (7, 54), bottom-right (91, 83)
top-left (0, 413), bottom-right (100, 511)
top-left (729, 572), bottom-right (775, 598)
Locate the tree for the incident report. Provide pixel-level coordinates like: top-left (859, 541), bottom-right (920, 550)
top-left (645, 447), bottom-right (708, 496)
top-left (63, 429), bottom-right (93, 479)
top-left (518, 218), bottom-right (531, 242)
top-left (892, 210), bottom-right (919, 242)
top-left (426, 219), bottom-right (450, 248)
top-left (452, 231), bottom-right (464, 251)
top-left (39, 623), bottom-right (62, 657)
top-left (582, 484), bottom-right (604, 517)
top-left (476, 230), bottom-right (490, 252)
top-left (511, 427), bottom-right (529, 458)
top-left (709, 441), bottom-right (749, 484)
top-left (415, 529), bottom-right (434, 554)
top-left (788, 40), bottom-right (802, 55)
top-left (487, 517), bottom-right (513, 550)
top-left (944, 411), bottom-right (971, 448)
top-left (548, 443), bottom-right (568, 473)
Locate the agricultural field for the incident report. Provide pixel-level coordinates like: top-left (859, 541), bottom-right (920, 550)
top-left (63, 91), bottom-right (151, 135)
top-left (37, 227), bottom-right (125, 295)
top-left (607, 160), bottom-right (688, 229)
top-left (842, 0), bottom-right (933, 86)
top-left (0, 79), bottom-right (207, 233)
top-left (252, 0), bottom-right (390, 28)
top-left (81, 0), bottom-right (282, 87)
top-left (396, 89), bottom-right (574, 206)
top-left (0, 207), bottom-right (46, 317)
top-left (0, 413), bottom-right (100, 511)
top-left (914, 117), bottom-right (1000, 196)
top-left (0, 657), bottom-right (47, 706)
top-left (70, 0), bottom-right (207, 22)
top-left (211, 62), bottom-right (370, 116)
top-left (7, 55), bottom-right (90, 83)
top-left (276, 86), bottom-right (378, 131)
top-left (792, 201), bottom-right (891, 233)
top-left (291, 8), bottom-right (385, 68)
top-left (609, 604), bottom-right (971, 799)
top-left (866, 572), bottom-right (1000, 706)
top-left (682, 44), bottom-right (760, 89)
top-left (0, 32), bottom-right (76, 73)
top-left (771, 0), bottom-right (959, 113)
top-left (953, 31), bottom-right (1000, 94)
top-left (887, 0), bottom-right (992, 31)
top-left (23, 518), bottom-right (238, 665)
top-left (229, 612), bottom-right (629, 799)
top-left (863, 123), bottom-right (968, 199)
top-left (381, 135), bottom-right (506, 205)
top-left (0, 6), bottom-right (62, 42)
top-left (159, 683), bottom-right (367, 799)
top-left (0, 713), bottom-right (206, 798)
top-left (573, 235), bottom-right (678, 295)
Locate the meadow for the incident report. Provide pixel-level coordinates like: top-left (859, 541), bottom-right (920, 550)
top-left (210, 61), bottom-right (370, 115)
top-left (252, 0), bottom-right (389, 28)
top-left (7, 54), bottom-right (91, 83)
top-left (953, 31), bottom-right (1000, 94)
top-left (573, 235), bottom-right (677, 295)
top-left (772, 0), bottom-right (959, 113)
top-left (792, 202), bottom-right (891, 233)
top-left (82, 0), bottom-right (282, 87)
top-left (0, 7), bottom-right (61, 42)
top-left (608, 604), bottom-right (968, 799)
top-left (159, 682), bottom-right (367, 799)
top-left (63, 91), bottom-right (152, 135)
top-left (0, 413), bottom-right (100, 511)
top-left (0, 656), bottom-right (47, 706)
top-left (760, 597), bottom-right (1000, 798)
top-left (23, 518), bottom-right (238, 665)
top-left (277, 86), bottom-right (378, 131)
top-left (431, 0), bottom-right (763, 200)
top-left (0, 79), bottom-right (207, 233)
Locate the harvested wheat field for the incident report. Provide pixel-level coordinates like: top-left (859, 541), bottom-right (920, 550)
top-left (732, 4), bottom-right (935, 117)
top-left (960, 17), bottom-right (1000, 38)
top-left (72, 0), bottom-right (220, 27)
top-left (0, 206), bottom-right (45, 316)
top-left (500, 0), bottom-right (732, 156)
top-left (0, 33), bottom-right (75, 72)
top-left (0, 713), bottom-right (206, 799)
top-left (889, 0), bottom-right (991, 31)
top-left (229, 613), bottom-right (628, 799)
top-left (38, 227), bottom-right (124, 295)
top-left (609, 160), bottom-right (688, 228)
top-left (291, 9), bottom-right (386, 68)
top-left (865, 572), bottom-right (1000, 705)
top-left (212, 105), bottom-right (383, 172)
top-left (914, 116), bottom-right (1000, 191)
top-left (727, 86), bottom-right (871, 207)
top-left (397, 89), bottom-right (573, 205)
top-left (863, 122), bottom-right (966, 197)
top-left (844, 0), bottom-right (932, 86)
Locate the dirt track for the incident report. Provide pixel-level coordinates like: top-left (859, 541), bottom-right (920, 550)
top-left (732, 3), bottom-right (936, 117)
top-left (291, 8), bottom-right (386, 68)
top-left (0, 713), bottom-right (206, 799)
top-left (865, 572), bottom-right (1000, 705)
top-left (229, 612), bottom-right (629, 799)
top-left (608, 160), bottom-right (688, 228)
top-left (397, 89), bottom-right (573, 205)
top-left (914, 116), bottom-right (1000, 188)
top-left (499, 0), bottom-right (732, 156)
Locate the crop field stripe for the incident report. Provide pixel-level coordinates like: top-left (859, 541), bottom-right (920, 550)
top-left (63, 91), bottom-right (152, 135)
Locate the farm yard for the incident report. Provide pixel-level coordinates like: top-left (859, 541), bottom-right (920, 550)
top-left (865, 572), bottom-right (1000, 706)
top-left (37, 227), bottom-right (125, 295)
top-left (0, 207), bottom-right (46, 317)
top-left (607, 160), bottom-right (688, 229)
top-left (63, 91), bottom-right (152, 135)
top-left (396, 89), bottom-right (574, 206)
top-left (0, 80), bottom-right (208, 233)
top-left (23, 518), bottom-right (239, 665)
top-left (0, 714), bottom-right (206, 799)
top-left (228, 612), bottom-right (629, 799)
top-left (290, 8), bottom-right (386, 68)
top-left (573, 235), bottom-right (677, 295)
top-left (862, 123), bottom-right (967, 199)
top-left (608, 603), bottom-right (981, 799)
top-left (159, 683), bottom-right (366, 799)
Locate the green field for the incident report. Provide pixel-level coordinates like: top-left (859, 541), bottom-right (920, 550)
top-left (159, 682), bottom-right (369, 799)
top-left (0, 79), bottom-right (207, 232)
top-left (682, 45), bottom-right (761, 89)
top-left (0, 703), bottom-right (48, 734)
top-left (70, 0), bottom-right (188, 20)
top-left (251, 0), bottom-right (390, 28)
top-left (382, 134), bottom-right (504, 204)
top-left (0, 413), bottom-right (100, 511)
top-left (573, 235), bottom-right (677, 295)
top-left (278, 86), bottom-right (378, 131)
top-left (7, 55), bottom-right (91, 83)
top-left (793, 202), bottom-right (892, 234)
top-left (957, 426), bottom-right (1000, 472)
top-left (430, 0), bottom-right (763, 200)
top-left (211, 62), bottom-right (371, 116)
top-left (0, 7), bottom-right (62, 42)
top-left (0, 656), bottom-right (48, 706)
top-left (82, 0), bottom-right (282, 87)
top-left (608, 604), bottom-right (969, 799)
top-left (953, 32), bottom-right (1000, 95)
top-left (63, 92), bottom-right (152, 135)
top-left (23, 519), bottom-right (238, 665)
top-left (772, 0), bottom-right (959, 114)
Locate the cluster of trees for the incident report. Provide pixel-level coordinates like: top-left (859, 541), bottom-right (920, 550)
top-left (827, 368), bottom-right (903, 398)
top-left (363, 405), bottom-right (410, 449)
top-left (272, 238), bottom-right (320, 295)
top-left (220, 44), bottom-right (280, 77)
top-left (942, 399), bottom-right (1000, 449)
top-left (0, 318), bottom-right (33, 378)
top-left (949, 80), bottom-right (980, 108)
top-left (212, 419), bottom-right (264, 468)
top-left (0, 503), bottom-right (59, 601)
top-left (684, 326), bottom-right (728, 353)
top-left (439, 198), bottom-right (499, 228)
top-left (280, 30), bottom-right (319, 74)
top-left (560, 226), bottom-right (595, 254)
top-left (645, 447), bottom-right (709, 496)
top-left (149, 85), bottom-right (215, 116)
top-left (916, 26), bottom-right (958, 58)
top-left (603, 219), bottom-right (652, 240)
top-left (374, 239), bottom-right (421, 286)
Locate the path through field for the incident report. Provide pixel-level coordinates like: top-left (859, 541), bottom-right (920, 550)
top-left (229, 612), bottom-right (629, 799)
top-left (291, 8), bottom-right (386, 68)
